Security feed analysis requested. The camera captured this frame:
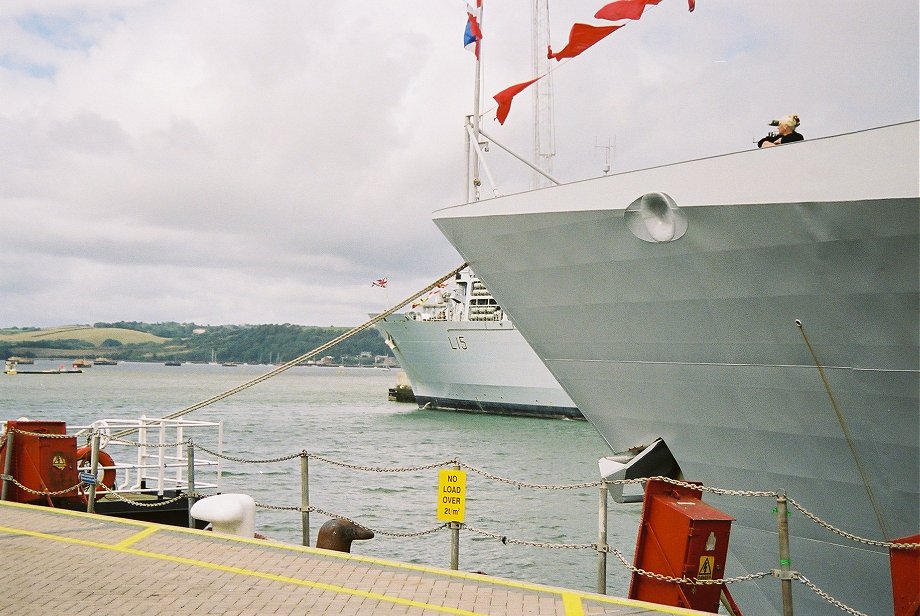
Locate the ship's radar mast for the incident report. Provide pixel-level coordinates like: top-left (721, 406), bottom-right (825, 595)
top-left (531, 0), bottom-right (555, 188)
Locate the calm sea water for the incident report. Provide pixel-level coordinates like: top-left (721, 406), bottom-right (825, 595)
top-left (0, 360), bottom-right (643, 594)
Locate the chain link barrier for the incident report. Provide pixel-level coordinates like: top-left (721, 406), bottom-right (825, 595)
top-left (797, 575), bottom-right (870, 616)
top-left (610, 547), bottom-right (772, 586)
top-left (3, 425), bottom-right (914, 615)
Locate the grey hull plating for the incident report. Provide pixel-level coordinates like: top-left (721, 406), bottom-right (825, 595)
top-left (433, 122), bottom-right (920, 615)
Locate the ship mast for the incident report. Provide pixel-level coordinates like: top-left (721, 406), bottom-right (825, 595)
top-left (531, 0), bottom-right (555, 188)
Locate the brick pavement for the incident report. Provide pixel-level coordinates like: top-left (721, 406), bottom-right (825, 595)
top-left (0, 501), bottom-right (710, 615)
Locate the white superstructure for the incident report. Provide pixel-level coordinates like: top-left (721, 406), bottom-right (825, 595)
top-left (433, 122), bottom-right (920, 616)
top-left (375, 268), bottom-right (580, 418)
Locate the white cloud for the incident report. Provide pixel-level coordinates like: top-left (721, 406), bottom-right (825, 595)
top-left (1, 0), bottom-right (916, 326)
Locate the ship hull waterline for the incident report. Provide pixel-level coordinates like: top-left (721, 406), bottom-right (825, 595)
top-left (376, 316), bottom-right (581, 419)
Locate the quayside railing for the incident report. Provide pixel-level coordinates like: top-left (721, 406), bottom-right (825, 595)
top-left (3, 424), bottom-right (917, 616)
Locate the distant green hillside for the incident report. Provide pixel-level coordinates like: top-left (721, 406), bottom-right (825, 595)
top-left (0, 322), bottom-right (392, 365)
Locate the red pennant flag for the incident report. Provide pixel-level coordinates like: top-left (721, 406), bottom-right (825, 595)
top-left (595, 0), bottom-right (649, 21)
top-left (493, 77), bottom-right (542, 125)
top-left (688, 0), bottom-right (695, 11)
top-left (547, 23), bottom-right (623, 61)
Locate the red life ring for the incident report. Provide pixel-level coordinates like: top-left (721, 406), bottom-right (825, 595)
top-left (76, 446), bottom-right (117, 496)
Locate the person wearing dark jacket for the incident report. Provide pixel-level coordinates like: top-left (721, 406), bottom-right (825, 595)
top-left (758, 114), bottom-right (803, 148)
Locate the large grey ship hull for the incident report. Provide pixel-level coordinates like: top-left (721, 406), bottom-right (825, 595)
top-left (375, 315), bottom-right (580, 418)
top-left (433, 122), bottom-right (919, 615)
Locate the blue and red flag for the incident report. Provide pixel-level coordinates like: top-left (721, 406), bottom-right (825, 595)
top-left (464, 1), bottom-right (483, 59)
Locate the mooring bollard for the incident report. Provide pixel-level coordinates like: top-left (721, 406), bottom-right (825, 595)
top-left (776, 492), bottom-right (794, 616)
top-left (301, 451), bottom-right (310, 546)
top-left (1, 430), bottom-right (14, 501)
top-left (597, 481), bottom-right (609, 594)
top-left (187, 440), bottom-right (196, 528)
top-left (87, 431), bottom-right (100, 513)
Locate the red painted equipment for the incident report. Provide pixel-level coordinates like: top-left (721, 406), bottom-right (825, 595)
top-left (890, 534), bottom-right (920, 616)
top-left (0, 420), bottom-right (79, 505)
top-left (629, 478), bottom-right (736, 614)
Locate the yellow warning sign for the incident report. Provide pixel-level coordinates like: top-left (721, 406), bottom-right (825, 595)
top-left (697, 555), bottom-right (715, 580)
top-left (437, 469), bottom-right (466, 522)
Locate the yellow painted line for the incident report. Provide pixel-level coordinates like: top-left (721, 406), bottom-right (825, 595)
top-left (562, 592), bottom-right (585, 615)
top-left (0, 500), bottom-right (706, 615)
top-left (115, 525), bottom-right (159, 548)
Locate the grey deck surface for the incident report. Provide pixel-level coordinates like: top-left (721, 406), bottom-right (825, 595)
top-left (0, 501), bottom-right (710, 615)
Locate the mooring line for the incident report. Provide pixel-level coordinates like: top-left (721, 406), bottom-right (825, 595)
top-left (112, 263), bottom-right (468, 438)
top-left (795, 319), bottom-right (888, 539)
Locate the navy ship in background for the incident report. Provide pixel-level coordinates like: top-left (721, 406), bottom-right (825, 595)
top-left (375, 267), bottom-right (580, 419)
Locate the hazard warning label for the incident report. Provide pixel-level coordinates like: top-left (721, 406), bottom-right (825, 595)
top-left (697, 555), bottom-right (715, 580)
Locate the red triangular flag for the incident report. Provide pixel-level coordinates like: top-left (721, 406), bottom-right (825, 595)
top-left (595, 0), bottom-right (648, 21)
top-left (547, 23), bottom-right (623, 61)
top-left (493, 77), bottom-right (542, 125)
top-left (688, 0), bottom-right (695, 11)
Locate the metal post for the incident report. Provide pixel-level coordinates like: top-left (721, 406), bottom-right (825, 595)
top-left (300, 451), bottom-right (310, 546)
top-left (87, 432), bottom-right (100, 514)
top-left (450, 522), bottom-right (460, 570)
top-left (597, 481), bottom-right (609, 594)
top-left (449, 461), bottom-right (461, 570)
top-left (1, 430), bottom-right (14, 501)
top-left (776, 493), bottom-right (794, 616)
top-left (186, 440), bottom-right (196, 528)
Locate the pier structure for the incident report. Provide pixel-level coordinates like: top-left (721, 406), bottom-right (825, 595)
top-left (0, 500), bottom-right (711, 615)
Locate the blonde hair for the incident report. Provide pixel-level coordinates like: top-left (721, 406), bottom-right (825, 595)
top-left (779, 114), bottom-right (800, 129)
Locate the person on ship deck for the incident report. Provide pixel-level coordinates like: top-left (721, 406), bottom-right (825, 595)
top-left (758, 114), bottom-right (804, 148)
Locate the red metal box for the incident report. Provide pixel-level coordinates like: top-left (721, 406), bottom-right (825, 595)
top-left (629, 479), bottom-right (734, 613)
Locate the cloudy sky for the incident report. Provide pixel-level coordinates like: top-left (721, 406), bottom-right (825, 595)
top-left (2, 0), bottom-right (916, 328)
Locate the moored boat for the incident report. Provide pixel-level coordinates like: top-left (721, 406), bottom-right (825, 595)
top-left (374, 267), bottom-right (580, 419)
top-left (433, 121), bottom-right (920, 615)
top-left (93, 357), bottom-right (118, 365)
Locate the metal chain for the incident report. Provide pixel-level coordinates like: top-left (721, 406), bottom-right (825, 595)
top-left (253, 501), bottom-right (449, 538)
top-left (194, 443), bottom-right (301, 464)
top-left (6, 428), bottom-right (73, 439)
top-left (308, 453), bottom-right (454, 473)
top-left (610, 548), bottom-right (772, 586)
top-left (103, 490), bottom-right (190, 508)
top-left (787, 496), bottom-right (920, 549)
top-left (3, 476), bottom-right (84, 496)
top-left (463, 524), bottom-right (594, 549)
top-left (108, 437), bottom-right (189, 449)
top-left (797, 574), bottom-right (869, 616)
top-left (458, 462), bottom-right (602, 490)
top-left (630, 475), bottom-right (781, 498)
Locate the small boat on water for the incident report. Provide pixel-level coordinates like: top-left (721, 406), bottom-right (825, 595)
top-left (93, 357), bottom-right (118, 365)
top-left (164, 360), bottom-right (182, 366)
top-left (6, 356), bottom-right (34, 365)
top-left (4, 360), bottom-right (82, 375)
top-left (0, 417), bottom-right (222, 528)
top-left (72, 358), bottom-right (93, 368)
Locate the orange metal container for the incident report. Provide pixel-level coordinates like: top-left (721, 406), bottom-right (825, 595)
top-left (1, 420), bottom-right (79, 504)
top-left (629, 479), bottom-right (734, 613)
top-left (890, 534), bottom-right (920, 616)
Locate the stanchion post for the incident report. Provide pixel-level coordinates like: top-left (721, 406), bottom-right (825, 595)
top-left (1, 430), bottom-right (14, 501)
top-left (776, 493), bottom-right (794, 616)
top-left (87, 431), bottom-right (100, 513)
top-left (449, 462), bottom-right (460, 570)
top-left (450, 521), bottom-right (460, 570)
top-left (597, 481), bottom-right (608, 594)
top-left (186, 440), bottom-right (196, 528)
top-left (301, 451), bottom-right (310, 546)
